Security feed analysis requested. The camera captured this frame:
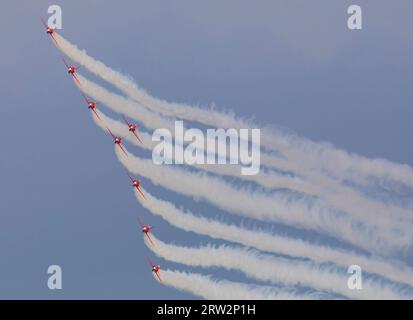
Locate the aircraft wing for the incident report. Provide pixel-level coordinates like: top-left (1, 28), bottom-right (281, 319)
top-left (61, 57), bottom-right (69, 68)
top-left (155, 271), bottom-right (162, 283)
top-left (80, 92), bottom-right (89, 103)
top-left (133, 131), bottom-right (143, 144)
top-left (91, 108), bottom-right (101, 120)
top-left (72, 73), bottom-right (81, 86)
top-left (50, 34), bottom-right (59, 45)
top-left (146, 256), bottom-right (154, 267)
top-left (118, 143), bottom-right (128, 157)
top-left (107, 128), bottom-right (115, 139)
top-left (145, 233), bottom-right (154, 245)
top-left (137, 186), bottom-right (146, 199)
top-left (126, 171), bottom-right (134, 183)
top-left (137, 216), bottom-right (144, 228)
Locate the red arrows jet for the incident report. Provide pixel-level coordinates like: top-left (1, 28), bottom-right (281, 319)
top-left (137, 216), bottom-right (154, 245)
top-left (81, 93), bottom-right (101, 120)
top-left (107, 128), bottom-right (128, 157)
top-left (62, 58), bottom-right (81, 85)
top-left (40, 17), bottom-right (58, 45)
top-left (147, 256), bottom-right (162, 282)
top-left (126, 171), bottom-right (146, 199)
top-left (123, 116), bottom-right (143, 144)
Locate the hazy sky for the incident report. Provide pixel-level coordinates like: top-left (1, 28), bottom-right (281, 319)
top-left (0, 1), bottom-right (412, 299)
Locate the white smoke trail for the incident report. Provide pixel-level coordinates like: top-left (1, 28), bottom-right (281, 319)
top-left (114, 146), bottom-right (412, 255)
top-left (135, 187), bottom-right (413, 287)
top-left (56, 34), bottom-right (413, 190)
top-left (146, 235), bottom-right (411, 299)
top-left (76, 74), bottom-right (175, 131)
top-left (161, 269), bottom-right (319, 300)
top-left (265, 130), bottom-right (413, 192)
top-left (298, 171), bottom-right (413, 224)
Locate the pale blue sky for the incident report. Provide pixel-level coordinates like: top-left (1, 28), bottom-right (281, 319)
top-left (0, 1), bottom-right (412, 299)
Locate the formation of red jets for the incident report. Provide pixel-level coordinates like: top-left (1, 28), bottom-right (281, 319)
top-left (42, 18), bottom-right (162, 283)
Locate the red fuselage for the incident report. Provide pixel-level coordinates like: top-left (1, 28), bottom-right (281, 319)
top-left (68, 67), bottom-right (75, 74)
top-left (114, 137), bottom-right (121, 144)
top-left (47, 28), bottom-right (53, 35)
top-left (88, 102), bottom-right (95, 109)
top-left (129, 124), bottom-right (136, 132)
top-left (142, 226), bottom-right (150, 233)
top-left (152, 265), bottom-right (160, 273)
top-left (133, 180), bottom-right (140, 188)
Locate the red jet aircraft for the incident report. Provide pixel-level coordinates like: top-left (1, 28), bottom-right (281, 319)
top-left (62, 58), bottom-right (81, 85)
top-left (137, 216), bottom-right (154, 245)
top-left (147, 256), bottom-right (162, 282)
top-left (40, 17), bottom-right (58, 45)
top-left (81, 93), bottom-right (101, 120)
top-left (107, 128), bottom-right (128, 157)
top-left (123, 116), bottom-right (143, 144)
top-left (126, 171), bottom-right (146, 199)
